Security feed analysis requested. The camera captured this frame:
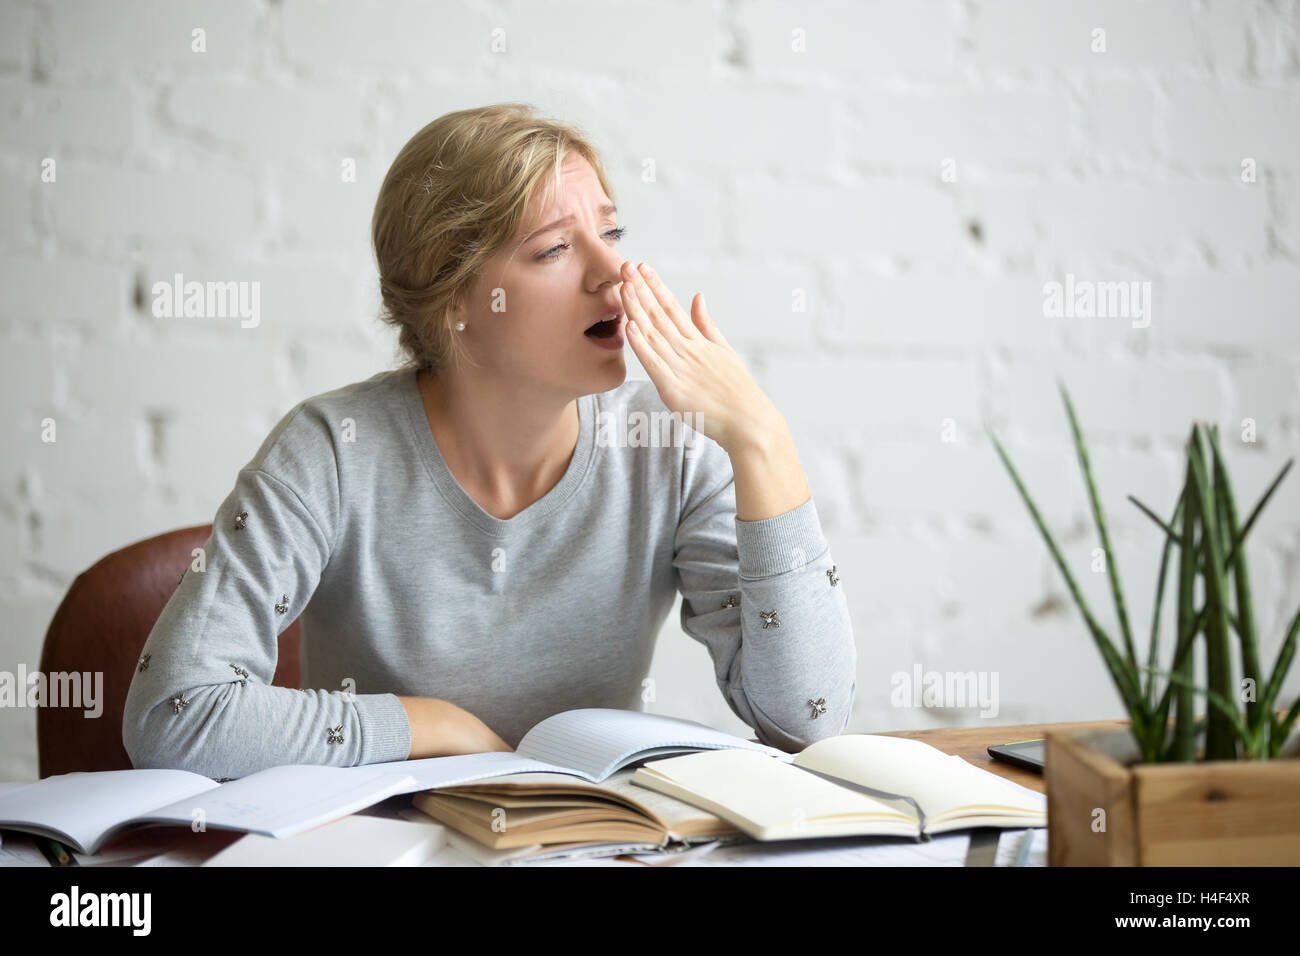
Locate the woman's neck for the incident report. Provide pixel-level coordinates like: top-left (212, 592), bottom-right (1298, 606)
top-left (416, 368), bottom-right (580, 519)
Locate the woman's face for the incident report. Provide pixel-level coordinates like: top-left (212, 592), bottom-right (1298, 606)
top-left (458, 151), bottom-right (630, 398)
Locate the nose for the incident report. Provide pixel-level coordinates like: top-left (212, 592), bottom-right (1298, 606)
top-left (604, 255), bottom-right (631, 294)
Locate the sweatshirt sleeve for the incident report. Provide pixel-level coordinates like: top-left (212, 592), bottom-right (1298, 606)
top-left (673, 433), bottom-right (857, 753)
top-left (121, 407), bottom-right (412, 781)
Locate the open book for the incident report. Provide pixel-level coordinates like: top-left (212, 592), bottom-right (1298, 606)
top-left (630, 733), bottom-right (1047, 841)
top-left (392, 708), bottom-right (783, 853)
top-left (409, 765), bottom-right (745, 851)
top-left (0, 709), bottom-right (777, 856)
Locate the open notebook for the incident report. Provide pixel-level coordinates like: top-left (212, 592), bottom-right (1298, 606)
top-left (630, 733), bottom-right (1047, 841)
top-left (0, 709), bottom-right (777, 856)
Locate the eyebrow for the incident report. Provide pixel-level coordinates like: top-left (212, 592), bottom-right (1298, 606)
top-left (522, 202), bottom-right (618, 243)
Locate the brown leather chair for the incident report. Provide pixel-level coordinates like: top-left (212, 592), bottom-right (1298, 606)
top-left (37, 525), bottom-right (301, 778)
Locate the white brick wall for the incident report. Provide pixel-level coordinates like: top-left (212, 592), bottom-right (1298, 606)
top-left (2, 0), bottom-right (1298, 781)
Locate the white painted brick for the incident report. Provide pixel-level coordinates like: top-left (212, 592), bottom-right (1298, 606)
top-left (1164, 83), bottom-right (1300, 165)
top-left (789, 438), bottom-right (859, 532)
top-left (971, 434), bottom-right (1093, 533)
top-left (734, 180), bottom-right (960, 260)
top-left (281, 0), bottom-right (485, 75)
top-left (612, 177), bottom-right (728, 259)
top-left (1042, 270), bottom-right (1161, 352)
top-left (135, 253), bottom-right (370, 336)
top-left (47, 0), bottom-right (261, 78)
top-left (648, 604), bottom-right (755, 738)
top-left (274, 170), bottom-right (376, 259)
top-left (758, 355), bottom-right (981, 434)
top-left (1159, 264), bottom-right (1300, 349)
top-left (46, 162), bottom-right (260, 246)
top-left (1085, 81), bottom-right (1161, 160)
top-left (1034, 533), bottom-right (1160, 662)
top-left (992, 356), bottom-right (1232, 441)
top-left (0, 510), bottom-right (21, 579)
top-left (0, 80), bottom-right (133, 151)
top-left (0, 723), bottom-right (36, 782)
top-left (971, 183), bottom-right (1270, 261)
top-left (847, 90), bottom-right (1076, 168)
top-left (61, 341), bottom-right (285, 421)
top-left (970, 0), bottom-right (1206, 74)
top-left (601, 85), bottom-right (841, 172)
top-left (374, 81), bottom-right (610, 177)
top-left (957, 183), bottom-right (1043, 262)
top-left (0, 340), bottom-right (57, 417)
top-left (1246, 0), bottom-right (1300, 77)
top-left (164, 78), bottom-right (371, 158)
top-left (1201, 0), bottom-right (1252, 74)
top-left (0, 2), bottom-right (32, 73)
top-left (739, 0), bottom-right (956, 77)
top-left (932, 534), bottom-right (1054, 626)
top-left (960, 618), bottom-right (1129, 723)
top-left (667, 260), bottom-right (816, 349)
top-left (160, 408), bottom-right (279, 508)
top-left (858, 618), bottom-right (1130, 727)
top-left (32, 494), bottom-right (185, 578)
top-left (829, 529), bottom-right (950, 618)
top-left (823, 275), bottom-right (1059, 350)
top-left (0, 258), bottom-right (126, 323)
top-left (288, 341), bottom-right (399, 402)
top-left (1226, 359), bottom-right (1300, 438)
top-left (860, 437), bottom-right (1087, 530)
top-left (0, 424), bottom-right (35, 507)
top-left (375, 79), bottom-right (615, 170)
top-left (0, 170), bottom-right (35, 249)
top-left (1278, 171), bottom-right (1300, 258)
top-left (496, 0), bottom-right (718, 76)
top-left (23, 411), bottom-right (151, 501)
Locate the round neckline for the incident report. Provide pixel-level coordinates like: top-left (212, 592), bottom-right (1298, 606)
top-left (400, 368), bottom-right (598, 537)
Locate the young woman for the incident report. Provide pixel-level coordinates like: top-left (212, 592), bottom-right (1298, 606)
top-left (123, 103), bottom-right (856, 780)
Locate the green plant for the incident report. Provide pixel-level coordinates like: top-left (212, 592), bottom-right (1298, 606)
top-left (987, 382), bottom-right (1300, 763)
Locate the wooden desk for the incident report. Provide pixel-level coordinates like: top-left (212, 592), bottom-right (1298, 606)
top-left (872, 717), bottom-right (1132, 793)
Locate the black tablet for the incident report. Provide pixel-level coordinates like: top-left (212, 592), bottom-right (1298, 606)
top-left (987, 739), bottom-right (1045, 773)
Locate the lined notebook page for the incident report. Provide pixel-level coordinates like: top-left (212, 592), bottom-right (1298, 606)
top-left (0, 769), bottom-right (218, 854)
top-left (367, 751), bottom-right (580, 790)
top-left (140, 765), bottom-right (419, 842)
top-left (516, 708), bottom-right (784, 780)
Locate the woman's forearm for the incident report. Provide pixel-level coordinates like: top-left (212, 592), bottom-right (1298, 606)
top-left (397, 696), bottom-right (514, 757)
top-left (728, 415), bottom-right (811, 522)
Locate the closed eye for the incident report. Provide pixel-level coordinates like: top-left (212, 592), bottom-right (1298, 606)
top-left (538, 227), bottom-right (628, 261)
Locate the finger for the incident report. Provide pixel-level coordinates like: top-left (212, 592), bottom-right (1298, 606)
top-left (636, 263), bottom-right (696, 340)
top-left (622, 275), bottom-right (678, 367)
top-left (624, 263), bottom-right (687, 349)
top-left (624, 307), bottom-right (675, 385)
top-left (692, 293), bottom-right (731, 349)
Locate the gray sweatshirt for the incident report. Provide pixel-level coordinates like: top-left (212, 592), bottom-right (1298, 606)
top-left (122, 368), bottom-right (857, 780)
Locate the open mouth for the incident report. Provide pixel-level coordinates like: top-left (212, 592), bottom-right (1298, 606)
top-left (584, 316), bottom-right (621, 339)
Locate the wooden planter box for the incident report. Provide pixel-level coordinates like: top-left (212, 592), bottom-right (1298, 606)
top-left (1044, 726), bottom-right (1300, 865)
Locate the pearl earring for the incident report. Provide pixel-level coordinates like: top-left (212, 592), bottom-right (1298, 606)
top-left (455, 320), bottom-right (466, 331)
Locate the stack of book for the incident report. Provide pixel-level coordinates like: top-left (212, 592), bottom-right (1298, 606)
top-left (0, 709), bottom-right (1045, 865)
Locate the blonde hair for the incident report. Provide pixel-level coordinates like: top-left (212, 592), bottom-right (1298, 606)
top-left (371, 102), bottom-right (617, 377)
